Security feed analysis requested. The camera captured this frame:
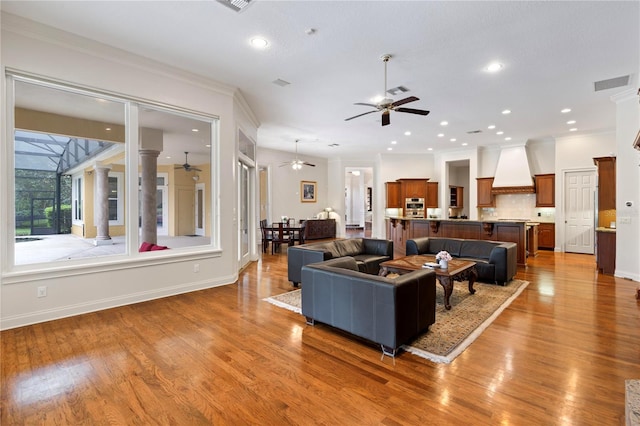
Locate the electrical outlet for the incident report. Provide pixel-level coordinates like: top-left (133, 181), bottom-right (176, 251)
top-left (619, 217), bottom-right (631, 224)
top-left (37, 286), bottom-right (47, 298)
top-left (193, 264), bottom-right (200, 273)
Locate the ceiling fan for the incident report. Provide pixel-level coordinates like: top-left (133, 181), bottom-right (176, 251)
top-left (175, 151), bottom-right (202, 172)
top-left (279, 139), bottom-right (316, 169)
top-left (345, 54), bottom-right (430, 126)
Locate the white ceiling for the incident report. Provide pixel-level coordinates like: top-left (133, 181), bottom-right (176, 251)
top-left (2, 1), bottom-right (639, 161)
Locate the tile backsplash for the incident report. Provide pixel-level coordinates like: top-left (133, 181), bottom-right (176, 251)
top-left (478, 193), bottom-right (556, 222)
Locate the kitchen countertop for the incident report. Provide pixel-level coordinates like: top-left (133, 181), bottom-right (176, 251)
top-left (387, 217), bottom-right (540, 225)
top-left (595, 227), bottom-right (617, 233)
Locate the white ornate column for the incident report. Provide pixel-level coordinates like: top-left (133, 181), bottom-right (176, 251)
top-left (140, 149), bottom-right (159, 245)
top-left (93, 164), bottom-right (113, 246)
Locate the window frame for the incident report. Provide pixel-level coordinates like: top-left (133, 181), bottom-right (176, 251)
top-left (5, 72), bottom-right (221, 273)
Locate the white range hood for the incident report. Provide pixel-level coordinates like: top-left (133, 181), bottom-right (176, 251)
top-left (491, 145), bottom-right (535, 194)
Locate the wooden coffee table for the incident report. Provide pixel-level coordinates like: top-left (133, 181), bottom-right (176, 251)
top-left (379, 255), bottom-right (477, 310)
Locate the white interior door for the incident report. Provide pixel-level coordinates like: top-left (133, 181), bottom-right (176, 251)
top-left (238, 161), bottom-right (251, 268)
top-left (564, 170), bottom-right (596, 254)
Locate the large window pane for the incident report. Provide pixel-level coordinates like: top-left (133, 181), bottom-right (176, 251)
top-left (13, 79), bottom-right (126, 266)
top-left (137, 106), bottom-right (213, 250)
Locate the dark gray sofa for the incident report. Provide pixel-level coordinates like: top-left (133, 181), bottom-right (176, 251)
top-left (301, 257), bottom-right (436, 357)
top-left (288, 238), bottom-right (393, 287)
top-left (406, 237), bottom-right (517, 285)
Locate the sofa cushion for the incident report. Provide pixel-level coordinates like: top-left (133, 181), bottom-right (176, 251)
top-left (428, 238), bottom-right (462, 257)
top-left (459, 240), bottom-right (498, 261)
top-left (333, 239), bottom-right (365, 257)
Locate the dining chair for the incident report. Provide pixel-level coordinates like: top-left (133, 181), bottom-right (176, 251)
top-left (259, 219), bottom-right (273, 253)
top-left (270, 222), bottom-right (291, 254)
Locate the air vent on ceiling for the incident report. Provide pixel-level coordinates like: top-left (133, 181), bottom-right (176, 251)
top-left (216, 0), bottom-right (253, 13)
top-left (466, 129), bottom-right (482, 134)
top-left (272, 79), bottom-right (291, 87)
top-left (594, 75), bottom-right (630, 92)
top-left (328, 143), bottom-right (340, 147)
top-left (387, 86), bottom-right (409, 96)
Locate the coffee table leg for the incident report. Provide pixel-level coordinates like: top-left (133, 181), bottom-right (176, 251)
top-left (438, 276), bottom-right (454, 310)
top-left (468, 267), bottom-right (477, 295)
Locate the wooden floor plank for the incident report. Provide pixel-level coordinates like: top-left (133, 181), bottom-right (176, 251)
top-left (2, 248), bottom-right (639, 425)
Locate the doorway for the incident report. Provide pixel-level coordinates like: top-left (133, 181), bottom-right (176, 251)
top-left (194, 183), bottom-right (205, 236)
top-left (238, 161), bottom-right (252, 269)
top-left (564, 169), bottom-right (596, 254)
top-left (345, 167), bottom-right (373, 237)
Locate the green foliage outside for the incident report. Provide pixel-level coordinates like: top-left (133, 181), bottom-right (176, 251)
top-left (44, 205), bottom-right (72, 233)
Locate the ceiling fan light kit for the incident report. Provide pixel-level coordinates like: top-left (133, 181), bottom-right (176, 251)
top-left (345, 54), bottom-right (430, 126)
top-left (279, 140), bottom-right (316, 170)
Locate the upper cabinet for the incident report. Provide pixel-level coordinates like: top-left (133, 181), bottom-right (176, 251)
top-left (535, 174), bottom-right (555, 207)
top-left (593, 157), bottom-right (616, 211)
top-left (426, 182), bottom-right (439, 208)
top-left (385, 181), bottom-right (401, 208)
top-left (476, 177), bottom-right (496, 207)
top-left (593, 156), bottom-right (616, 228)
top-left (449, 186), bottom-right (463, 208)
top-left (398, 178), bottom-right (429, 200)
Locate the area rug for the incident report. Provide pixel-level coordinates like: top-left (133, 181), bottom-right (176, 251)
top-left (264, 279), bottom-right (528, 364)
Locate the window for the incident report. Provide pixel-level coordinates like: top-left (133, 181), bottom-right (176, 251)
top-left (8, 74), bottom-right (218, 268)
top-left (107, 172), bottom-right (124, 225)
top-left (73, 175), bottom-right (83, 223)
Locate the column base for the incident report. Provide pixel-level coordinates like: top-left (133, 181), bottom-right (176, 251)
top-left (94, 238), bottom-right (113, 246)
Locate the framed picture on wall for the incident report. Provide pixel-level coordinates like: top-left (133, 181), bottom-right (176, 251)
top-left (301, 181), bottom-right (317, 203)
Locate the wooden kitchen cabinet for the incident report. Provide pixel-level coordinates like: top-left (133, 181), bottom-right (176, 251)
top-left (398, 178), bottom-right (429, 201)
top-left (596, 230), bottom-right (616, 275)
top-left (449, 186), bottom-right (463, 208)
top-left (527, 224), bottom-right (539, 257)
top-left (426, 182), bottom-right (439, 208)
top-left (385, 181), bottom-right (401, 208)
top-left (538, 223), bottom-right (555, 249)
top-left (477, 177), bottom-right (496, 207)
top-left (535, 174), bottom-right (555, 207)
top-left (593, 156), bottom-right (616, 210)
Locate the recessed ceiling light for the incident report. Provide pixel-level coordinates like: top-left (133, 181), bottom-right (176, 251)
top-left (450, 138), bottom-right (457, 142)
top-left (105, 127), bottom-right (111, 131)
top-left (502, 109), bottom-right (511, 115)
top-left (497, 131), bottom-right (504, 135)
top-left (250, 37), bottom-right (269, 49)
top-left (561, 108), bottom-right (571, 113)
top-left (437, 133), bottom-right (444, 137)
top-left (404, 131), bottom-right (411, 136)
top-left (567, 120), bottom-right (576, 124)
top-left (427, 147), bottom-right (433, 151)
top-left (192, 128), bottom-right (199, 132)
top-left (486, 62), bottom-right (503, 72)
top-left (387, 147), bottom-right (393, 151)
top-left (505, 137), bottom-right (512, 141)
top-left (440, 121), bottom-right (448, 126)
top-left (205, 144), bottom-right (211, 148)
top-left (462, 142), bottom-right (468, 146)
top-left (391, 140), bottom-right (397, 144)
top-left (488, 125), bottom-right (496, 129)
top-left (166, 156), bottom-right (171, 159)
top-left (569, 128), bottom-right (578, 132)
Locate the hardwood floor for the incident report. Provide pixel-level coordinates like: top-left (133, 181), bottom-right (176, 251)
top-left (2, 247), bottom-right (638, 424)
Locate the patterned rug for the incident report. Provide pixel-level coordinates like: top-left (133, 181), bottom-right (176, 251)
top-left (264, 279), bottom-right (528, 363)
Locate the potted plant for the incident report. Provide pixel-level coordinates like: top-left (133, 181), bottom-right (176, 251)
top-left (435, 250), bottom-right (452, 269)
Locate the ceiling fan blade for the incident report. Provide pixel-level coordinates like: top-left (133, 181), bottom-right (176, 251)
top-left (353, 102), bottom-right (378, 107)
top-left (303, 162), bottom-right (316, 167)
top-left (189, 167), bottom-right (202, 172)
top-left (345, 110), bottom-right (378, 121)
top-left (396, 107), bottom-right (430, 116)
top-left (390, 96), bottom-right (419, 107)
top-left (381, 110), bottom-right (391, 126)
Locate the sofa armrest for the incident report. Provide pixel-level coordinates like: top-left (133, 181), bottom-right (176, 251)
top-left (287, 246), bottom-right (332, 286)
top-left (406, 237), bottom-right (430, 255)
top-left (489, 242), bottom-right (517, 284)
top-left (363, 238), bottom-right (394, 257)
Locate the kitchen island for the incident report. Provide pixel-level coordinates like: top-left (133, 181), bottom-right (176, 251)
top-left (386, 218), bottom-right (537, 265)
